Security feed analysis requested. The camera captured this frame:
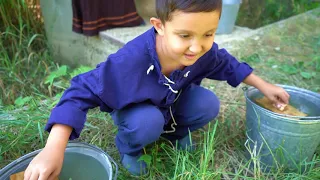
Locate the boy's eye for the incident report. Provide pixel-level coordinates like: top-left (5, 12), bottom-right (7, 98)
top-left (179, 34), bottom-right (190, 38)
top-left (205, 34), bottom-right (213, 37)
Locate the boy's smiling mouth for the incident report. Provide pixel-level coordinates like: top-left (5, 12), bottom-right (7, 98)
top-left (184, 53), bottom-right (197, 60)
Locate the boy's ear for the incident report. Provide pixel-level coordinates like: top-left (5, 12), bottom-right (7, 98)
top-left (150, 17), bottom-right (165, 36)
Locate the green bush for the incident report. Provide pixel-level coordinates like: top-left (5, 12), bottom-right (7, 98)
top-left (237, 0), bottom-right (320, 29)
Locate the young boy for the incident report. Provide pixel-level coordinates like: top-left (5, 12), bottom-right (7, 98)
top-left (24, 0), bottom-right (290, 178)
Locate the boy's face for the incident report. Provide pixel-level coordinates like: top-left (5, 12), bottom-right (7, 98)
top-left (154, 10), bottom-right (220, 67)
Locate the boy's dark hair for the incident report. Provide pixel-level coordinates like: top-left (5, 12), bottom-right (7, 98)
top-left (156, 0), bottom-right (222, 23)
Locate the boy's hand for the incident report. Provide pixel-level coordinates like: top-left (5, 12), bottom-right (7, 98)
top-left (24, 147), bottom-right (64, 180)
top-left (24, 124), bottom-right (72, 180)
top-left (259, 83), bottom-right (290, 109)
top-left (243, 73), bottom-right (290, 110)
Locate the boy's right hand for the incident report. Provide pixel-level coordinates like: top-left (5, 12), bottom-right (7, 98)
top-left (24, 124), bottom-right (72, 180)
top-left (24, 146), bottom-right (64, 180)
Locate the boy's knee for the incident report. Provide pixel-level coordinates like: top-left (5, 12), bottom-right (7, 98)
top-left (206, 93), bottom-right (220, 120)
top-left (178, 85), bottom-right (220, 124)
top-left (127, 106), bottom-right (165, 146)
top-left (197, 91), bottom-right (220, 121)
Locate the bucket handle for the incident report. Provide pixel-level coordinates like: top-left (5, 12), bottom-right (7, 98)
top-left (242, 86), bottom-right (248, 92)
top-left (104, 152), bottom-right (118, 180)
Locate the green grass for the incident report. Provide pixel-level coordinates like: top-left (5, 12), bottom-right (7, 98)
top-left (1, 1), bottom-right (320, 179)
top-left (231, 8), bottom-right (320, 93)
top-left (0, 0), bottom-right (59, 105)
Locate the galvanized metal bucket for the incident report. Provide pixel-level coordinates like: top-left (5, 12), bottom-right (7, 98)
top-left (0, 142), bottom-right (118, 180)
top-left (244, 84), bottom-right (320, 172)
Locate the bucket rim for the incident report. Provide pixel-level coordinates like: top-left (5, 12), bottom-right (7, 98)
top-left (243, 84), bottom-right (320, 121)
top-left (0, 141), bottom-right (118, 180)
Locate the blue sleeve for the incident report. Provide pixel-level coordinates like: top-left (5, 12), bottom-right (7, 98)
top-left (207, 43), bottom-right (253, 87)
top-left (44, 62), bottom-right (114, 140)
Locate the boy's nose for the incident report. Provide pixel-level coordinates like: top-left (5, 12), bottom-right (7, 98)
top-left (189, 44), bottom-right (202, 54)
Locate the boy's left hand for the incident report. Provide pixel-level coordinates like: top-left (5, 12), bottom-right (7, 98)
top-left (259, 83), bottom-right (290, 109)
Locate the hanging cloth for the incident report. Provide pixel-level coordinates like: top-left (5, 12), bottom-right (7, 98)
top-left (72, 0), bottom-right (144, 36)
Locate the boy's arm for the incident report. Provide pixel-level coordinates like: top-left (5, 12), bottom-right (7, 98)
top-left (25, 57), bottom-right (127, 179)
top-left (243, 73), bottom-right (290, 106)
top-left (206, 43), bottom-right (289, 106)
top-left (242, 73), bottom-right (266, 90)
top-left (45, 59), bottom-right (121, 140)
top-left (45, 69), bottom-right (111, 140)
top-left (45, 54), bottom-right (134, 140)
top-left (45, 124), bottom-right (72, 150)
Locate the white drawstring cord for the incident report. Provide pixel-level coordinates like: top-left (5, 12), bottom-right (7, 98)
top-left (163, 83), bottom-right (178, 94)
top-left (146, 64), bottom-right (178, 94)
top-left (163, 75), bottom-right (178, 93)
top-left (145, 64), bottom-right (182, 133)
top-left (173, 89), bottom-right (182, 102)
top-left (164, 106), bottom-right (177, 133)
top-left (162, 71), bottom-right (184, 133)
top-left (164, 75), bottom-right (175, 84)
top-left (147, 65), bottom-right (154, 75)
top-left (164, 90), bottom-right (182, 134)
top-left (184, 71), bottom-right (190, 77)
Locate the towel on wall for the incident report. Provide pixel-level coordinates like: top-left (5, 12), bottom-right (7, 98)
top-left (72, 0), bottom-right (144, 36)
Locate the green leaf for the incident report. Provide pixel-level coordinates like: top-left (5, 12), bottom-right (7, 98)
top-left (312, 72), bottom-right (316, 76)
top-left (313, 87), bottom-right (320, 92)
top-left (70, 66), bottom-right (93, 78)
top-left (55, 65), bottom-right (68, 76)
top-left (300, 72), bottom-right (315, 79)
top-left (45, 66), bottom-right (68, 85)
top-left (138, 154), bottom-right (152, 167)
top-left (294, 61), bottom-right (304, 69)
top-left (266, 58), bottom-right (278, 67)
top-left (281, 65), bottom-right (298, 75)
top-left (14, 96), bottom-right (32, 106)
top-left (314, 56), bottom-right (320, 71)
top-left (241, 53), bottom-right (261, 63)
top-left (54, 93), bottom-right (63, 99)
top-left (44, 74), bottom-right (56, 85)
top-left (160, 143), bottom-right (166, 148)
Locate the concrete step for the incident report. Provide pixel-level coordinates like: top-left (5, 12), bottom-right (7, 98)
top-left (99, 25), bottom-right (256, 50)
